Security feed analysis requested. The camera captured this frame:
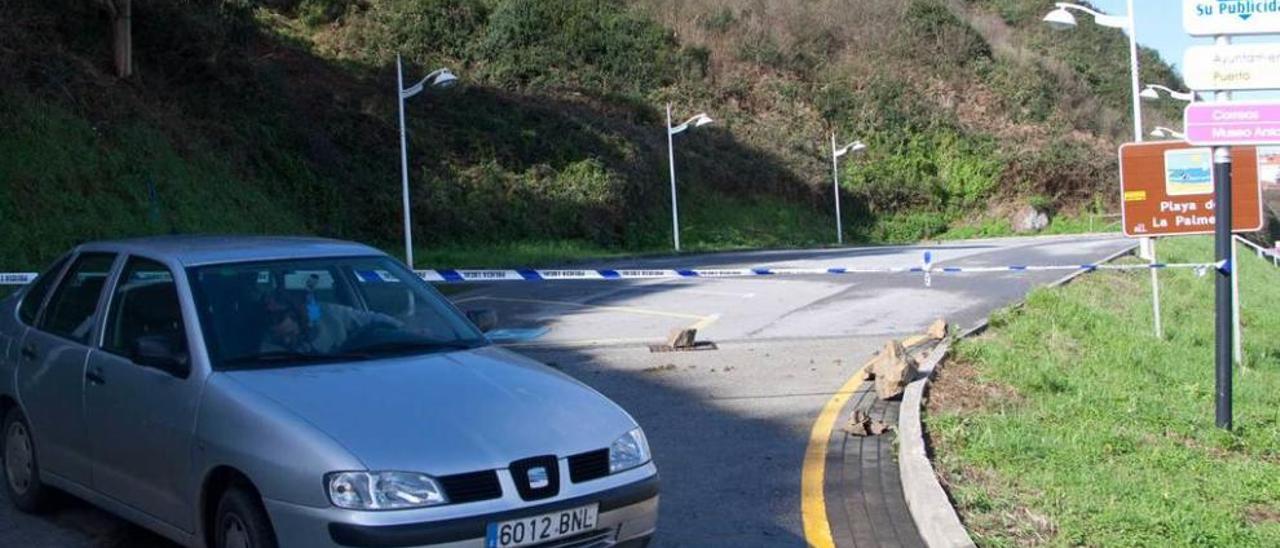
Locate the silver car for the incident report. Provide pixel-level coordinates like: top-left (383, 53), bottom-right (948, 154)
top-left (0, 237), bottom-right (657, 548)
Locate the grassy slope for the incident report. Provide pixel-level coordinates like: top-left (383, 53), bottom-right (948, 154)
top-left (929, 237), bottom-right (1280, 546)
top-left (1, 0), bottom-right (1182, 274)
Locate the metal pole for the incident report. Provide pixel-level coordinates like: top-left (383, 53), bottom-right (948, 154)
top-left (1123, 0), bottom-right (1162, 336)
top-left (397, 54), bottom-right (415, 269)
top-left (667, 103), bottom-right (680, 252)
top-left (1150, 242), bottom-right (1163, 339)
top-left (1126, 0), bottom-right (1143, 144)
top-left (830, 132), bottom-right (843, 246)
top-left (1214, 33), bottom-right (1234, 430)
top-left (1232, 236), bottom-right (1242, 365)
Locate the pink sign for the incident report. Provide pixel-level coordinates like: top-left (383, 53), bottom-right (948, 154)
top-left (1185, 101), bottom-right (1280, 146)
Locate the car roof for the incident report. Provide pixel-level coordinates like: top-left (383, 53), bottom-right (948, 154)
top-left (74, 235), bottom-right (386, 267)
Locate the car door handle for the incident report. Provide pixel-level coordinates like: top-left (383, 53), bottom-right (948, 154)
top-left (19, 344), bottom-right (36, 361)
top-left (85, 367), bottom-right (106, 386)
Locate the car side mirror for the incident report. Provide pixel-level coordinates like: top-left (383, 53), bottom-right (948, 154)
top-left (465, 309), bottom-right (498, 333)
top-left (133, 334), bottom-right (190, 378)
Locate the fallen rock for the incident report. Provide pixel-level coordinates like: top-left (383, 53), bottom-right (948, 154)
top-left (1012, 204), bottom-right (1050, 233)
top-left (867, 340), bottom-right (918, 400)
top-left (844, 410), bottom-right (893, 436)
top-left (666, 328), bottom-right (697, 349)
top-left (926, 318), bottom-right (948, 340)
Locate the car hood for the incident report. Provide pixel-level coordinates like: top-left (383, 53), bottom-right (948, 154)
top-left (220, 346), bottom-right (636, 475)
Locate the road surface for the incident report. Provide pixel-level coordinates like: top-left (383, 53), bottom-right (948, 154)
top-left (0, 235), bottom-right (1134, 547)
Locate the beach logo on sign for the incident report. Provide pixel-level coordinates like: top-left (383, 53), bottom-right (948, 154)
top-left (1165, 148), bottom-right (1215, 196)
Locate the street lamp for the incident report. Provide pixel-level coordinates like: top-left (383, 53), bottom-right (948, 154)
top-left (1046, 2), bottom-right (1163, 337)
top-left (1141, 84), bottom-right (1196, 103)
top-left (830, 133), bottom-right (866, 246)
top-left (1043, 2), bottom-right (1140, 143)
top-left (397, 54), bottom-right (458, 269)
top-left (1150, 126), bottom-right (1186, 140)
top-left (666, 103), bottom-right (713, 252)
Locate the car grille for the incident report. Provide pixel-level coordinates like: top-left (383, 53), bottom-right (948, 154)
top-left (438, 470), bottom-right (502, 503)
top-left (567, 448), bottom-right (610, 484)
top-left (537, 527), bottom-right (617, 548)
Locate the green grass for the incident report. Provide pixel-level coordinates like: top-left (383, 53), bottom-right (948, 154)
top-left (414, 239), bottom-right (633, 269)
top-left (937, 212), bottom-right (1122, 241)
top-left (929, 236), bottom-right (1280, 547)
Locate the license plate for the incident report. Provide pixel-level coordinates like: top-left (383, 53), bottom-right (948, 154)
top-left (485, 504), bottom-right (598, 548)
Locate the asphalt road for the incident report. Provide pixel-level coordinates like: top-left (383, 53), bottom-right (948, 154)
top-left (0, 235), bottom-right (1134, 547)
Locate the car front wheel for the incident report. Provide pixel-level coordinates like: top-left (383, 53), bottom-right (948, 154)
top-left (2, 408), bottom-right (54, 512)
top-left (215, 485), bottom-right (278, 548)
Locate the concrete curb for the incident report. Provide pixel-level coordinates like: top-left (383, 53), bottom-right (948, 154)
top-left (898, 242), bottom-right (1138, 548)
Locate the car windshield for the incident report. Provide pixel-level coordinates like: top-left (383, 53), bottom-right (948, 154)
top-left (188, 256), bottom-right (486, 370)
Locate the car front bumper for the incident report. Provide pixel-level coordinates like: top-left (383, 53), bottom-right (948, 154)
top-left (263, 465), bottom-right (658, 548)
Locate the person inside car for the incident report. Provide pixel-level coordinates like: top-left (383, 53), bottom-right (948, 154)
top-left (261, 291), bottom-right (403, 354)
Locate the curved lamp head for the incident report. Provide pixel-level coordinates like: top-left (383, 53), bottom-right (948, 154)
top-left (429, 69), bottom-right (459, 89)
top-left (835, 141), bottom-right (867, 158)
top-left (670, 113), bottom-right (713, 135)
top-left (402, 67), bottom-right (459, 99)
top-left (1139, 87), bottom-right (1161, 100)
top-left (1043, 7), bottom-right (1078, 30)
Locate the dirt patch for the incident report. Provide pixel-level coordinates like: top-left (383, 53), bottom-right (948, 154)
top-left (926, 356), bottom-right (1023, 416)
top-left (1246, 504), bottom-right (1280, 526)
top-left (934, 463), bottom-right (1058, 546)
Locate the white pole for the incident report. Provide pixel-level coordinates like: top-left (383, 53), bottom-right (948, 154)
top-left (1151, 241), bottom-right (1163, 339)
top-left (397, 54), bottom-right (414, 269)
top-left (1123, 0), bottom-right (1162, 338)
top-left (1126, 0), bottom-right (1142, 144)
top-left (830, 132), bottom-right (843, 246)
top-left (1232, 237), bottom-right (1242, 365)
top-left (667, 103), bottom-right (681, 252)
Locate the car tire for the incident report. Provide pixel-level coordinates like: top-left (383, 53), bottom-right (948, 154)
top-left (214, 485), bottom-right (278, 548)
top-left (2, 408), bottom-right (54, 512)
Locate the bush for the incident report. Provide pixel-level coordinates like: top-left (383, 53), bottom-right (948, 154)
top-left (901, 0), bottom-right (992, 68)
top-left (477, 0), bottom-right (692, 97)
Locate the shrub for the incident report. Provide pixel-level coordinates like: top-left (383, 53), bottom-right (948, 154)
top-left (901, 0), bottom-right (992, 68)
top-left (477, 0), bottom-right (692, 97)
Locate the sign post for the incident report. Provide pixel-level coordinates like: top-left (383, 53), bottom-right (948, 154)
top-left (1179, 1), bottom-right (1280, 428)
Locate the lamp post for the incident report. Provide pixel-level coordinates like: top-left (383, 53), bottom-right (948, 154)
top-left (1141, 84), bottom-right (1197, 103)
top-left (666, 104), bottom-right (713, 252)
top-left (1149, 126), bottom-right (1186, 140)
top-left (1046, 1), bottom-right (1163, 338)
top-left (396, 54), bottom-right (458, 269)
top-left (830, 133), bottom-right (866, 246)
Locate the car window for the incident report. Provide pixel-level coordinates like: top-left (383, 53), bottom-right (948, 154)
top-left (39, 253), bottom-right (117, 343)
top-left (189, 256), bottom-right (485, 370)
top-left (103, 258), bottom-right (188, 369)
top-left (18, 255), bottom-right (70, 325)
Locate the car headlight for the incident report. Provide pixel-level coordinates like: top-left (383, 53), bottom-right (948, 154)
top-left (326, 471), bottom-right (447, 510)
top-left (609, 428), bottom-right (651, 474)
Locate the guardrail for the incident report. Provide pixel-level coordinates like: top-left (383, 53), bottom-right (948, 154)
top-left (1234, 235), bottom-right (1280, 268)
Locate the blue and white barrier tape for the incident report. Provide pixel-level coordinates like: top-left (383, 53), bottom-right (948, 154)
top-left (0, 257), bottom-right (1226, 286)
top-left (411, 260), bottom-right (1226, 283)
top-left (1, 273), bottom-right (36, 285)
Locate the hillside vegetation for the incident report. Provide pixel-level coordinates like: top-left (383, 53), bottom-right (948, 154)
top-left (2, 0), bottom-right (1184, 271)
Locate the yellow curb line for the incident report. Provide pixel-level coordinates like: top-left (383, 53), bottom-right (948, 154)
top-left (801, 362), bottom-right (869, 548)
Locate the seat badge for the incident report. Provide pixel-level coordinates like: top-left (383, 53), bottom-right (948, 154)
top-left (527, 466), bottom-right (549, 489)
